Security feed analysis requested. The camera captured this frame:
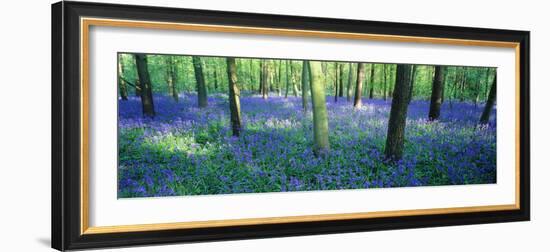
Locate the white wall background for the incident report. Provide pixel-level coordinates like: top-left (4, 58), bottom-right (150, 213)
top-left (0, 0), bottom-right (547, 251)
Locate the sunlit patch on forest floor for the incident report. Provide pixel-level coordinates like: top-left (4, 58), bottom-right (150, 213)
top-left (117, 93), bottom-right (496, 198)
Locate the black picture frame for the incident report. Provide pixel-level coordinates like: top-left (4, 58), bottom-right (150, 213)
top-left (52, 1), bottom-right (530, 251)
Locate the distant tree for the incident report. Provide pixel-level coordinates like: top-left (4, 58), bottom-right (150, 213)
top-left (334, 63), bottom-right (339, 102)
top-left (192, 56), bottom-right (208, 107)
top-left (134, 54), bottom-right (155, 117)
top-left (408, 65), bottom-right (417, 103)
top-left (353, 63), bottom-right (366, 108)
top-left (285, 60), bottom-right (290, 98)
top-left (213, 69), bottom-right (219, 91)
top-left (164, 56), bottom-right (178, 102)
top-left (291, 61), bottom-right (299, 97)
top-left (385, 64), bottom-right (413, 160)
top-left (479, 74), bottom-right (496, 124)
top-left (308, 61), bottom-right (330, 156)
top-left (346, 63), bottom-right (354, 102)
top-left (339, 63), bottom-right (345, 97)
top-left (118, 55), bottom-right (128, 100)
top-left (383, 64), bottom-right (388, 101)
top-left (301, 60), bottom-right (310, 111)
top-left (278, 60), bottom-right (283, 96)
top-left (369, 64), bottom-right (375, 99)
top-left (428, 66), bottom-right (446, 120)
top-left (226, 57), bottom-right (242, 136)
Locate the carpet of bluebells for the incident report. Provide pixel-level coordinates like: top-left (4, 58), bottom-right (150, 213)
top-left (118, 93), bottom-right (496, 198)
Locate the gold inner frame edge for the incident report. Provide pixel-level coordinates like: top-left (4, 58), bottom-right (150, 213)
top-left (80, 17), bottom-right (522, 235)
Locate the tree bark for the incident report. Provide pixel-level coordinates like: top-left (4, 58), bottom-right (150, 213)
top-left (428, 66), bottom-right (445, 120)
top-left (165, 56), bottom-right (178, 102)
top-left (301, 60), bottom-right (309, 111)
top-left (408, 65), bottom-right (417, 103)
top-left (134, 54), bottom-right (155, 117)
top-left (118, 55), bottom-right (128, 100)
top-left (285, 60), bottom-right (290, 98)
top-left (192, 56), bottom-right (208, 107)
top-left (347, 63), bottom-right (354, 102)
top-left (339, 63), bottom-right (345, 97)
top-left (384, 64), bottom-right (413, 161)
top-left (369, 64), bottom-right (375, 99)
top-left (353, 63), bottom-right (366, 108)
top-left (226, 58), bottom-right (242, 136)
top-left (479, 74), bottom-right (497, 124)
top-left (291, 62), bottom-right (299, 97)
top-left (308, 61), bottom-right (330, 156)
top-left (334, 63), bottom-right (339, 102)
top-left (383, 64), bottom-right (387, 101)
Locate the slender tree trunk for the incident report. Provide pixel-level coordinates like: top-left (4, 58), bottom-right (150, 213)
top-left (308, 61), bottom-right (330, 156)
top-left (428, 66), bottom-right (445, 120)
top-left (118, 55), bottom-right (128, 100)
top-left (339, 63), bottom-right (345, 97)
top-left (278, 60), bottom-right (283, 96)
top-left (249, 60), bottom-right (254, 89)
top-left (285, 60), bottom-right (290, 98)
top-left (353, 63), bottom-right (366, 108)
top-left (262, 60), bottom-right (270, 99)
top-left (213, 69), bottom-right (219, 91)
top-left (334, 63), bottom-right (339, 102)
top-left (383, 64), bottom-right (387, 101)
top-left (259, 60), bottom-right (264, 95)
top-left (291, 62), bottom-right (299, 97)
top-left (384, 64), bottom-right (413, 161)
top-left (480, 74), bottom-right (497, 124)
top-left (192, 56), bottom-right (208, 107)
top-left (165, 56), bottom-right (178, 102)
top-left (132, 56), bottom-right (141, 97)
top-left (226, 58), bottom-right (242, 136)
top-left (134, 54), bottom-right (155, 117)
top-left (408, 65), bottom-right (417, 103)
top-left (369, 64), bottom-right (375, 99)
top-left (347, 63), bottom-right (353, 102)
top-left (301, 60), bottom-right (310, 111)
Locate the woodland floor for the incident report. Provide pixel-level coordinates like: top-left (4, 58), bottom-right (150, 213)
top-left (117, 93), bottom-right (496, 198)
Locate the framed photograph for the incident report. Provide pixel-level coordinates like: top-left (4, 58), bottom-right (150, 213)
top-left (52, 1), bottom-right (530, 250)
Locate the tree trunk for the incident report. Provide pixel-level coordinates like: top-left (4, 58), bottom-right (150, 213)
top-left (334, 63), bottom-right (339, 102)
top-left (291, 61), bottom-right (299, 97)
top-left (353, 63), bottom-right (366, 108)
top-left (339, 63), bottom-right (345, 97)
top-left (118, 55), bottom-right (128, 100)
top-left (369, 64), bottom-right (375, 99)
top-left (383, 64), bottom-right (387, 101)
top-left (428, 66), bottom-right (445, 120)
top-left (479, 74), bottom-right (497, 124)
top-left (408, 65), bottom-right (417, 103)
top-left (301, 60), bottom-right (309, 111)
top-left (165, 56), bottom-right (178, 102)
top-left (347, 63), bottom-right (354, 102)
top-left (132, 56), bottom-right (141, 97)
top-left (308, 61), bottom-right (330, 156)
top-left (192, 56), bottom-right (208, 107)
top-left (226, 58), bottom-right (242, 136)
top-left (134, 54), bottom-right (155, 117)
top-left (259, 60), bottom-right (264, 95)
top-left (213, 69), bottom-right (219, 91)
top-left (261, 60), bottom-right (269, 99)
top-left (384, 64), bottom-right (413, 161)
top-left (285, 60), bottom-right (290, 98)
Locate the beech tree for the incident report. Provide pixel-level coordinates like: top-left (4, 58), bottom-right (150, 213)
top-left (118, 54), bottom-right (128, 100)
top-left (385, 64), bottom-right (413, 160)
top-left (134, 54), bottom-right (155, 117)
top-left (428, 66), bottom-right (445, 120)
top-left (192, 56), bottom-right (208, 107)
top-left (353, 63), bottom-right (366, 108)
top-left (164, 56), bottom-right (178, 102)
top-left (479, 74), bottom-right (496, 124)
top-left (301, 60), bottom-right (310, 111)
top-left (226, 57), bottom-right (242, 136)
top-left (308, 61), bottom-right (330, 156)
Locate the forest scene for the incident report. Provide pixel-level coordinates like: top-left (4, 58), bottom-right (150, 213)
top-left (117, 53), bottom-right (497, 198)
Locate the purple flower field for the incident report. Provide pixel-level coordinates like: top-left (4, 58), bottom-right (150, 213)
top-left (118, 93), bottom-right (496, 198)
